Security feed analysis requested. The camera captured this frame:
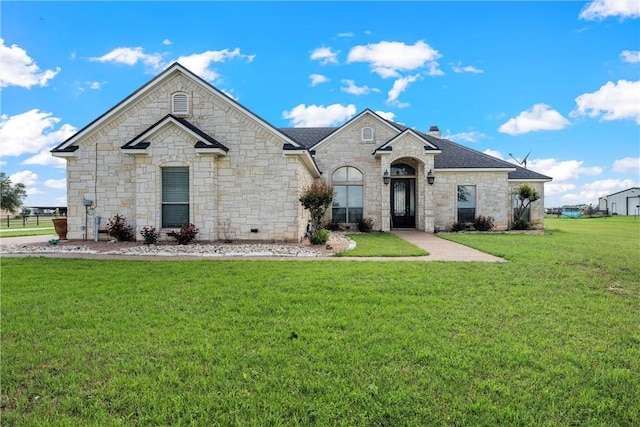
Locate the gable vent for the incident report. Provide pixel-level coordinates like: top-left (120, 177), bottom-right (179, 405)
top-left (172, 92), bottom-right (189, 115)
top-left (362, 127), bottom-right (374, 142)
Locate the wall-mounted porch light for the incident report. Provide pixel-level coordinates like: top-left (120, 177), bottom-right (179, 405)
top-left (383, 169), bottom-right (390, 185)
top-left (427, 169), bottom-right (435, 185)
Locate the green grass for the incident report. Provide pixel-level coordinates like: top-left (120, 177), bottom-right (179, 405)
top-left (2, 217), bottom-right (639, 425)
top-left (336, 232), bottom-right (428, 257)
top-left (0, 228), bottom-right (55, 238)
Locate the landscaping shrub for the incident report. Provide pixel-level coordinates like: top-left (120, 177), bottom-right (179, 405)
top-left (299, 180), bottom-right (334, 234)
top-left (356, 217), bottom-right (374, 233)
top-left (139, 226), bottom-right (159, 245)
top-left (511, 219), bottom-right (531, 230)
top-left (106, 214), bottom-right (134, 241)
top-left (168, 222), bottom-right (199, 244)
top-left (473, 215), bottom-right (495, 231)
top-left (450, 221), bottom-right (466, 232)
top-left (310, 229), bottom-right (330, 245)
top-left (325, 219), bottom-right (342, 231)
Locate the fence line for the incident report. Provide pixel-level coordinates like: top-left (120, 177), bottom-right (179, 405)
top-left (2, 214), bottom-right (60, 228)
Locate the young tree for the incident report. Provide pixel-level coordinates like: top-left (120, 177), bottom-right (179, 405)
top-left (514, 183), bottom-right (540, 223)
top-left (0, 172), bottom-right (27, 214)
top-left (299, 180), bottom-right (334, 235)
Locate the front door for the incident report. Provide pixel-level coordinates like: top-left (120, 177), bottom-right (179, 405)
top-left (391, 178), bottom-right (415, 228)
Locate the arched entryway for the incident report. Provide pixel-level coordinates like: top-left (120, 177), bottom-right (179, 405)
top-left (390, 163), bottom-right (416, 228)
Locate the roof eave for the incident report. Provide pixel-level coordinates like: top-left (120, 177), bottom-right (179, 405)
top-left (283, 149), bottom-right (322, 178)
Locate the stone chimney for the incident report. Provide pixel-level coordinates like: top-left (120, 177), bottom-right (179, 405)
top-left (427, 125), bottom-right (442, 138)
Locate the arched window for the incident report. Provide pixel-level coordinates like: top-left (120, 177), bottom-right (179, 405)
top-left (362, 127), bottom-right (374, 142)
top-left (390, 163), bottom-right (415, 176)
top-left (332, 166), bottom-right (363, 223)
top-left (171, 92), bottom-right (189, 115)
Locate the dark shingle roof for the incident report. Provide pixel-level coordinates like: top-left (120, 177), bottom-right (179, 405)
top-left (121, 114), bottom-right (229, 152)
top-left (278, 127), bottom-right (336, 149)
top-left (278, 122), bottom-right (551, 181)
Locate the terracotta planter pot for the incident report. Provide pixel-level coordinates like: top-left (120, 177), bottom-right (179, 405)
top-left (52, 218), bottom-right (68, 240)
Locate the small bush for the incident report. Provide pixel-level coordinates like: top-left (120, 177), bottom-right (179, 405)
top-left (140, 226), bottom-right (159, 245)
top-left (473, 215), bottom-right (495, 231)
top-left (450, 221), bottom-right (466, 232)
top-left (168, 222), bottom-right (199, 245)
top-left (106, 214), bottom-right (134, 241)
top-left (325, 219), bottom-right (342, 231)
top-left (356, 217), bottom-right (374, 233)
top-left (511, 219), bottom-right (531, 230)
top-left (310, 229), bottom-right (330, 245)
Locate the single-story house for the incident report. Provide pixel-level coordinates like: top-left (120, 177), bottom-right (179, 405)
top-left (52, 62), bottom-right (552, 242)
top-left (599, 187), bottom-right (640, 215)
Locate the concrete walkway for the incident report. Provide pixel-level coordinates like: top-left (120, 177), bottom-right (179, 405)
top-left (391, 230), bottom-right (505, 262)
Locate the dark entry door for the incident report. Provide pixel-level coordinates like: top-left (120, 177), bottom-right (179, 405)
top-left (391, 178), bottom-right (415, 228)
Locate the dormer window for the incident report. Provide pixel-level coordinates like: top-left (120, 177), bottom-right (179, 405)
top-left (171, 92), bottom-right (189, 115)
top-left (362, 127), bottom-right (373, 142)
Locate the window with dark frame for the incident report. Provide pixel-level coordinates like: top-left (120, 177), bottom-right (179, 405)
top-left (457, 185), bottom-right (476, 223)
top-left (162, 167), bottom-right (189, 228)
top-left (332, 166), bottom-right (364, 223)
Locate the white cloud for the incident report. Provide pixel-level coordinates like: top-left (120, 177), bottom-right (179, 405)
top-left (483, 149), bottom-right (504, 160)
top-left (621, 50), bottom-right (640, 63)
top-left (45, 178), bottom-right (67, 190)
top-left (374, 111), bottom-right (395, 121)
top-left (546, 183), bottom-right (577, 197)
top-left (162, 39), bottom-right (172, 46)
top-left (176, 48), bottom-right (255, 82)
top-left (387, 74), bottom-right (421, 106)
top-left (451, 63), bottom-right (484, 74)
top-left (572, 80), bottom-right (640, 124)
top-left (90, 46), bottom-right (255, 80)
top-left (9, 170), bottom-right (41, 196)
top-left (282, 104), bottom-right (356, 127)
top-left (309, 74), bottom-right (329, 87)
top-left (445, 131), bottom-right (489, 143)
top-left (337, 32), bottom-right (354, 38)
top-left (220, 88), bottom-right (237, 100)
top-left (310, 47), bottom-right (339, 65)
top-left (87, 81), bottom-right (103, 90)
top-left (579, 0), bottom-right (640, 20)
top-left (528, 158), bottom-right (603, 183)
top-left (0, 109), bottom-right (77, 158)
top-left (22, 148), bottom-right (66, 168)
top-left (499, 104), bottom-right (571, 135)
top-left (347, 40), bottom-right (442, 78)
top-left (340, 79), bottom-right (379, 96)
top-left (90, 46), bottom-right (164, 71)
top-left (561, 179), bottom-right (638, 204)
top-left (9, 170), bottom-right (38, 187)
top-left (0, 38), bottom-right (60, 88)
top-left (612, 156), bottom-right (640, 173)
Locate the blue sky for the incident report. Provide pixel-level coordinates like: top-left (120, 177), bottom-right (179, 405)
top-left (1, 0), bottom-right (638, 208)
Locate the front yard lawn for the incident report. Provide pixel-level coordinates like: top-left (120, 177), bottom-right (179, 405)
top-left (1, 216), bottom-right (638, 425)
top-left (337, 232), bottom-right (428, 257)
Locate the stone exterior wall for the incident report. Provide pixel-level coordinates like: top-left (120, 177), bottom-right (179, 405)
top-left (65, 71), bottom-right (313, 242)
top-left (61, 67), bottom-right (549, 240)
top-left (312, 113), bottom-right (397, 231)
top-left (433, 171), bottom-right (512, 231)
